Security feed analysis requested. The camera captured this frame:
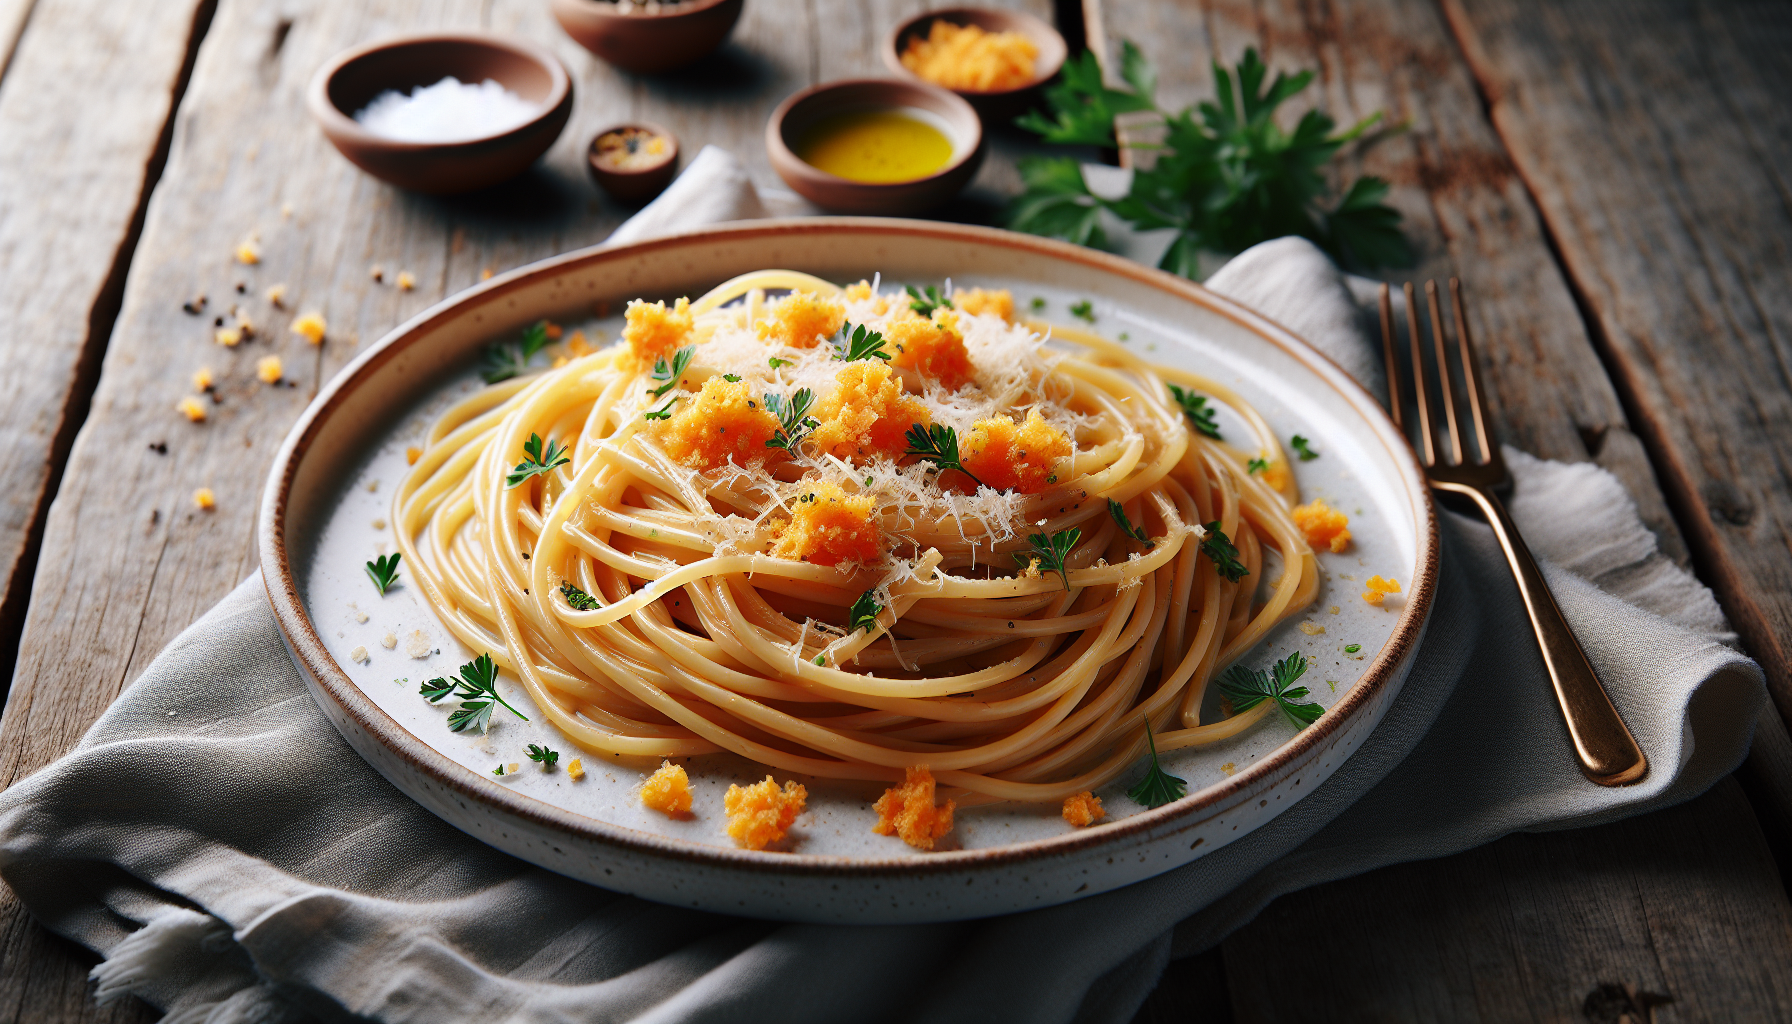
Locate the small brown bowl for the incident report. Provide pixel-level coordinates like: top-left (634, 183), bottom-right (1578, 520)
top-left (882, 7), bottom-right (1068, 121)
top-left (550, 0), bottom-right (745, 75)
top-left (766, 79), bottom-right (984, 216)
top-left (587, 122), bottom-right (680, 203)
top-left (307, 34), bottom-right (572, 195)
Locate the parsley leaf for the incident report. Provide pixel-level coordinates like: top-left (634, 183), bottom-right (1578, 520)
top-left (559, 580), bottom-right (601, 611)
top-left (647, 345), bottom-right (695, 398)
top-left (1126, 718), bottom-right (1187, 809)
top-left (723, 373), bottom-right (742, 382)
top-left (1015, 527), bottom-right (1080, 590)
top-left (764, 388), bottom-right (819, 453)
top-left (849, 590), bottom-right (882, 635)
top-left (365, 552), bottom-right (402, 595)
top-left (906, 284), bottom-right (952, 317)
top-left (422, 653), bottom-right (529, 734)
top-left (768, 357), bottom-right (792, 370)
top-left (1291, 434), bottom-right (1319, 461)
top-left (1247, 457), bottom-right (1269, 475)
top-left (1015, 46), bottom-right (1157, 147)
top-left (1069, 300), bottom-right (1096, 323)
top-left (1029, 296), bottom-right (1047, 312)
top-left (1107, 498), bottom-right (1151, 547)
top-left (506, 433), bottom-right (571, 488)
top-left (1166, 384), bottom-right (1221, 439)
top-left (527, 743), bottom-right (560, 766)
top-left (1218, 652), bottom-right (1323, 728)
top-left (1344, 643), bottom-right (1361, 654)
top-left (903, 423), bottom-right (984, 489)
top-left (832, 321), bottom-right (891, 362)
top-left (642, 397), bottom-right (677, 421)
top-left (481, 321), bottom-right (553, 383)
top-left (1200, 521), bottom-right (1250, 582)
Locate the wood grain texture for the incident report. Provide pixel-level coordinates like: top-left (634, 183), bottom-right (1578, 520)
top-left (1439, 0), bottom-right (1792, 738)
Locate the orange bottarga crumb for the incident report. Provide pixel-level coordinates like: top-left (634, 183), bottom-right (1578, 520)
top-left (640, 760), bottom-right (692, 816)
top-left (1363, 575), bottom-right (1402, 607)
top-left (1259, 459), bottom-right (1292, 493)
top-left (724, 776), bottom-right (807, 850)
top-left (843, 280), bottom-right (890, 314)
top-left (807, 362), bottom-right (930, 462)
top-left (886, 309), bottom-right (976, 391)
top-left (954, 408), bottom-right (1071, 494)
top-left (755, 291), bottom-right (845, 349)
top-left (873, 766), bottom-right (956, 850)
top-left (899, 20), bottom-right (1040, 92)
top-left (953, 287), bottom-right (1014, 322)
top-left (622, 297), bottom-right (694, 368)
top-left (772, 479), bottom-right (881, 566)
top-left (567, 330), bottom-right (593, 357)
top-left (1292, 499), bottom-right (1352, 553)
top-left (654, 378), bottom-right (784, 471)
top-left (1061, 791), bottom-right (1105, 828)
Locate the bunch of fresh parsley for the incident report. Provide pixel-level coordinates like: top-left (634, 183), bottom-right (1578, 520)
top-left (1010, 44), bottom-right (1410, 276)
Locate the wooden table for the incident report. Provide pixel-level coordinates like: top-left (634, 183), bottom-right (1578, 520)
top-left (1, 0), bottom-right (1789, 1019)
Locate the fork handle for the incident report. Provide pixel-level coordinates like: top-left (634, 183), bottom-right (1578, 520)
top-left (1437, 481), bottom-right (1649, 786)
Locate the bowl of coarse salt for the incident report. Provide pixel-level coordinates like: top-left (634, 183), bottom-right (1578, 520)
top-left (308, 33), bottom-right (573, 195)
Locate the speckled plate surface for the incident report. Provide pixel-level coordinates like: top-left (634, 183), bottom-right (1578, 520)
top-left (259, 219), bottom-right (1437, 924)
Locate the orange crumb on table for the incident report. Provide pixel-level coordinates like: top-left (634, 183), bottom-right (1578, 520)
top-left (192, 367), bottom-right (213, 392)
top-left (886, 309), bottom-right (975, 391)
top-left (953, 287), bottom-right (1014, 322)
top-left (256, 356), bottom-right (283, 384)
top-left (954, 408), bottom-right (1070, 494)
top-left (622, 297), bottom-right (694, 368)
top-left (214, 326), bottom-right (242, 347)
top-left (177, 397), bottom-right (207, 422)
top-left (640, 760), bottom-right (693, 816)
top-left (290, 311), bottom-right (326, 345)
top-left (654, 378), bottom-right (783, 471)
top-left (405, 446), bottom-right (422, 465)
top-left (234, 240), bottom-right (260, 265)
top-left (899, 20), bottom-right (1039, 92)
top-left (873, 766), bottom-right (956, 850)
top-left (396, 271), bottom-right (415, 291)
top-left (755, 291), bottom-right (845, 349)
top-left (724, 776), bottom-right (806, 850)
top-left (193, 487), bottom-right (215, 510)
top-left (266, 284), bottom-right (288, 308)
top-left (807, 362), bottom-right (929, 462)
top-left (567, 758), bottom-right (585, 781)
top-left (1062, 791), bottom-right (1105, 827)
top-left (771, 479), bottom-right (881, 566)
top-left (1292, 499), bottom-right (1352, 553)
top-left (1363, 575), bottom-right (1401, 606)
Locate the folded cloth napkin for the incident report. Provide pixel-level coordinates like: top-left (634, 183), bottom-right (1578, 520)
top-left (0, 151), bottom-right (1765, 1024)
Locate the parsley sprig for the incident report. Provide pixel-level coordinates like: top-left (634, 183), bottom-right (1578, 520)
top-left (648, 345), bottom-right (695, 398)
top-left (527, 743), bottom-right (560, 767)
top-left (903, 423), bottom-right (984, 489)
top-left (764, 388), bottom-right (819, 453)
top-left (506, 433), bottom-right (571, 488)
top-left (1010, 45), bottom-right (1411, 275)
top-left (482, 321), bottom-right (552, 383)
top-left (849, 590), bottom-right (882, 635)
top-left (1218, 652), bottom-right (1323, 728)
top-left (1291, 434), bottom-right (1319, 461)
top-left (559, 580), bottom-right (601, 611)
top-left (906, 284), bottom-right (951, 317)
top-left (1200, 521), bottom-right (1250, 582)
top-left (421, 653), bottom-right (529, 734)
top-left (1107, 499), bottom-right (1152, 548)
top-left (642, 398), bottom-right (677, 421)
top-left (1166, 384), bottom-right (1221, 440)
top-left (1127, 718), bottom-right (1188, 809)
top-left (832, 322), bottom-right (891, 362)
top-left (365, 553), bottom-right (401, 595)
top-left (1015, 527), bottom-right (1081, 591)
top-left (1247, 457), bottom-right (1269, 475)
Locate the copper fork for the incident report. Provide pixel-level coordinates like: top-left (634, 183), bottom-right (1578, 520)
top-left (1379, 280), bottom-right (1647, 786)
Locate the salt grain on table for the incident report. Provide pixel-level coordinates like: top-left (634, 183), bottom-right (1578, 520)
top-left (353, 77), bottom-right (538, 143)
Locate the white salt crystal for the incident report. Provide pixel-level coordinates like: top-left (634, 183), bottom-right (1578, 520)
top-left (354, 77), bottom-right (538, 143)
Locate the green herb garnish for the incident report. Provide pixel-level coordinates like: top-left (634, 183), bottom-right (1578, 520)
top-left (849, 590), bottom-right (883, 635)
top-left (1107, 498), bottom-right (1151, 548)
top-left (506, 433), bottom-right (571, 488)
top-left (1291, 434), bottom-right (1319, 461)
top-left (1247, 457), bottom-right (1269, 475)
top-left (1015, 528), bottom-right (1081, 591)
top-left (904, 423), bottom-right (984, 488)
top-left (493, 764), bottom-right (509, 776)
top-left (1166, 383), bottom-right (1221, 440)
top-left (647, 345), bottom-right (695, 398)
top-left (421, 653), bottom-right (529, 734)
top-left (1218, 651), bottom-right (1323, 728)
top-left (1200, 521), bottom-right (1250, 582)
top-left (559, 581), bottom-right (601, 611)
top-left (723, 373), bottom-right (742, 382)
top-left (365, 553), bottom-right (402, 595)
top-left (768, 357), bottom-right (792, 370)
top-left (814, 654), bottom-right (826, 666)
top-left (906, 284), bottom-right (951, 317)
top-left (764, 388), bottom-right (819, 453)
top-left (481, 321), bottom-right (552, 383)
top-left (1344, 643), bottom-right (1361, 654)
top-left (1127, 718), bottom-right (1187, 808)
top-left (832, 321), bottom-right (890, 362)
top-left (1029, 296), bottom-right (1047, 312)
top-left (642, 397), bottom-right (677, 421)
top-left (1069, 300), bottom-right (1095, 322)
top-left (1010, 45), bottom-right (1410, 275)
top-left (527, 743), bottom-right (560, 767)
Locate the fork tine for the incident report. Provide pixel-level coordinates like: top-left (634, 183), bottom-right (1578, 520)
top-left (1402, 282), bottom-right (1437, 466)
top-left (1449, 278), bottom-right (1496, 465)
top-left (1378, 283), bottom-right (1403, 430)
top-left (1425, 280), bottom-right (1467, 467)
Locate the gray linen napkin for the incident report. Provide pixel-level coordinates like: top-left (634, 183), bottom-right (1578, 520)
top-left (0, 151), bottom-right (1765, 1024)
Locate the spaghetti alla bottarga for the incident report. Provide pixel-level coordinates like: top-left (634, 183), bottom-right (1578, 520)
top-left (395, 271), bottom-right (1318, 809)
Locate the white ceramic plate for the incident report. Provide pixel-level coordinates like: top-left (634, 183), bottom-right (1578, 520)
top-left (260, 219), bottom-right (1437, 923)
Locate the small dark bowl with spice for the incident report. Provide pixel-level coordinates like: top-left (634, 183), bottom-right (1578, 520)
top-left (551, 0), bottom-right (745, 75)
top-left (587, 123), bottom-right (679, 202)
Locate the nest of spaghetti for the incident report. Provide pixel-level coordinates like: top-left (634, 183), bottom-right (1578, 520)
top-left (396, 271), bottom-right (1318, 806)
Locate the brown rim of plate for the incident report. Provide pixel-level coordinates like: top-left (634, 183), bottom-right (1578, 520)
top-left (881, 6), bottom-right (1069, 96)
top-left (306, 32), bottom-right (572, 151)
top-left (259, 218), bottom-right (1440, 879)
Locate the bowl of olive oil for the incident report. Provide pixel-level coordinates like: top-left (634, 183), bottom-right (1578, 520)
top-left (766, 78), bottom-right (983, 215)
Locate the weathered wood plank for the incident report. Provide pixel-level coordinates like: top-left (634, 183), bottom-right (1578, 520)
top-left (1439, 0), bottom-right (1792, 748)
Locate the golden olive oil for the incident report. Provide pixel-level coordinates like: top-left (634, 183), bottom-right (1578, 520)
top-left (796, 109), bottom-right (955, 183)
